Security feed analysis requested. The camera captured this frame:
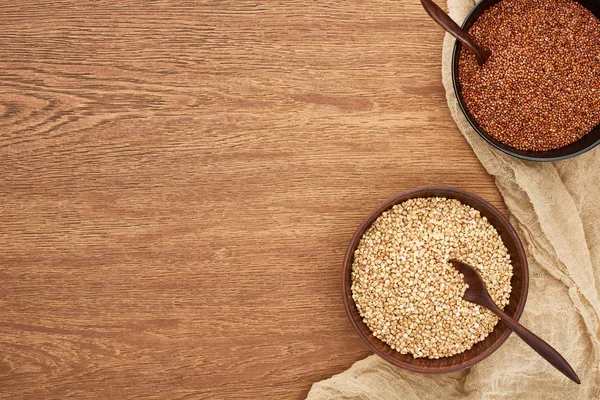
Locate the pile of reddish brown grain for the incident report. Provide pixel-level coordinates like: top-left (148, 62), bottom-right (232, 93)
top-left (458, 0), bottom-right (600, 151)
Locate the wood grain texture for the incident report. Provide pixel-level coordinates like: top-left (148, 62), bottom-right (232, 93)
top-left (0, 1), bottom-right (506, 399)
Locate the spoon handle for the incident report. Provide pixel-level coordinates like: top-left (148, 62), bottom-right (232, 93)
top-left (420, 0), bottom-right (490, 65)
top-left (493, 308), bottom-right (580, 384)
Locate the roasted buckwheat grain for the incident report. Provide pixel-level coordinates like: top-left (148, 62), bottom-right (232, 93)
top-left (351, 198), bottom-right (513, 359)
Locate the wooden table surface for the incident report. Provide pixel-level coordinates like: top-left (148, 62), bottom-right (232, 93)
top-left (0, 1), bottom-right (506, 398)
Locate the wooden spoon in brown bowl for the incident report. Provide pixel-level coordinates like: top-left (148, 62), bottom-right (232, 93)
top-left (450, 259), bottom-right (580, 384)
top-left (420, 0), bottom-right (490, 65)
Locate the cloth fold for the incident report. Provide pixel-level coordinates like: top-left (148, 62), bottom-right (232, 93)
top-left (307, 0), bottom-right (600, 398)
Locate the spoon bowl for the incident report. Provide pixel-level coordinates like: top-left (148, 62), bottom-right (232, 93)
top-left (450, 258), bottom-right (495, 308)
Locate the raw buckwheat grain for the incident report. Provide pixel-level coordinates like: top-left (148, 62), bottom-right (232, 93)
top-left (458, 0), bottom-right (600, 151)
top-left (351, 197), bottom-right (513, 359)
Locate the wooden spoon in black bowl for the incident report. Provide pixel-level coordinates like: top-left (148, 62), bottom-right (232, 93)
top-left (450, 259), bottom-right (580, 384)
top-left (420, 0), bottom-right (490, 65)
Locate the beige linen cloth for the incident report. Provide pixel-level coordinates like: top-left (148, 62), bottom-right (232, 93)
top-left (307, 0), bottom-right (600, 398)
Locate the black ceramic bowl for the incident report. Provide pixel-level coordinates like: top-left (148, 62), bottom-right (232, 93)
top-left (451, 0), bottom-right (600, 162)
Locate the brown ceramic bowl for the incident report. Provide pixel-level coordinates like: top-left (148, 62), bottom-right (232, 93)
top-left (342, 186), bottom-right (529, 373)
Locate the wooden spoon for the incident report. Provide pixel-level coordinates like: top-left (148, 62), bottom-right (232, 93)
top-left (420, 0), bottom-right (490, 65)
top-left (450, 259), bottom-right (580, 384)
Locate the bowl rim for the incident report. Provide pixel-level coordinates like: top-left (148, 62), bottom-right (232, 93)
top-left (341, 186), bottom-right (529, 373)
top-left (450, 0), bottom-right (600, 162)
